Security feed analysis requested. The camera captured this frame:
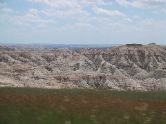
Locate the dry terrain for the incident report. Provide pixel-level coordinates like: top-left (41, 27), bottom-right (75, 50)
top-left (0, 44), bottom-right (166, 91)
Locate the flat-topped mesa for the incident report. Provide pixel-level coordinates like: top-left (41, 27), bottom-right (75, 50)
top-left (148, 43), bottom-right (156, 45)
top-left (125, 44), bottom-right (143, 47)
top-left (112, 43), bottom-right (164, 55)
top-left (125, 43), bottom-right (161, 49)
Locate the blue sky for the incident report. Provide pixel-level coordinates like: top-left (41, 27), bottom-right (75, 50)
top-left (0, 0), bottom-right (166, 44)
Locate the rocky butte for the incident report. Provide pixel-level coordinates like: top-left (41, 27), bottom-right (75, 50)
top-left (0, 44), bottom-right (166, 91)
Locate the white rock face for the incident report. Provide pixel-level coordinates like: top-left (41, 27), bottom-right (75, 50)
top-left (0, 44), bottom-right (166, 91)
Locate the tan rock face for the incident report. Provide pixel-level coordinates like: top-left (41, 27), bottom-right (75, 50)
top-left (0, 44), bottom-right (166, 91)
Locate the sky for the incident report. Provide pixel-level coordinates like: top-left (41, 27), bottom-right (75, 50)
top-left (0, 0), bottom-right (166, 45)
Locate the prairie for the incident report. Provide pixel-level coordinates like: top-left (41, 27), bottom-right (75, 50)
top-left (0, 88), bottom-right (166, 124)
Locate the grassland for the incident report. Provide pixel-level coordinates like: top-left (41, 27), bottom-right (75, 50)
top-left (0, 88), bottom-right (166, 124)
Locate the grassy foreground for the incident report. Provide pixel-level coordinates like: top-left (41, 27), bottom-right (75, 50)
top-left (0, 88), bottom-right (166, 124)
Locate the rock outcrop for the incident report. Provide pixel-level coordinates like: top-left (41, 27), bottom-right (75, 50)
top-left (0, 44), bottom-right (166, 91)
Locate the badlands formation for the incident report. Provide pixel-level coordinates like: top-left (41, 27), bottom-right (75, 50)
top-left (0, 44), bottom-right (166, 91)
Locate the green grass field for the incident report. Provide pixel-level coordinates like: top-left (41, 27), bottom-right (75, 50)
top-left (0, 88), bottom-right (166, 124)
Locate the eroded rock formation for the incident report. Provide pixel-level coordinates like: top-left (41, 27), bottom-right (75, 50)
top-left (0, 44), bottom-right (166, 91)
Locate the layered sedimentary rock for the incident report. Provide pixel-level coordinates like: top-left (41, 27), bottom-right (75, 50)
top-left (0, 44), bottom-right (166, 91)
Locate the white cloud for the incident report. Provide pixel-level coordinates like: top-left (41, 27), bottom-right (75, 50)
top-left (93, 6), bottom-right (126, 17)
top-left (80, 0), bottom-right (108, 6)
top-left (116, 0), bottom-right (166, 9)
top-left (29, 0), bottom-right (92, 20)
top-left (29, 8), bottom-right (39, 15)
top-left (29, 0), bottom-right (110, 7)
top-left (28, 0), bottom-right (81, 9)
top-left (29, 0), bottom-right (166, 10)
top-left (26, 0), bottom-right (130, 34)
top-left (42, 7), bottom-right (89, 18)
top-left (0, 8), bottom-right (55, 28)
top-left (29, 0), bottom-right (125, 19)
top-left (0, 0), bottom-right (166, 44)
top-left (21, 10), bottom-right (55, 27)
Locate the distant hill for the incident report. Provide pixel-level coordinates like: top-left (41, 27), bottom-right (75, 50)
top-left (3, 44), bottom-right (117, 49)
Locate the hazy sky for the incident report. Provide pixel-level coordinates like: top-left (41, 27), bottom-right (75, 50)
top-left (0, 0), bottom-right (166, 44)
